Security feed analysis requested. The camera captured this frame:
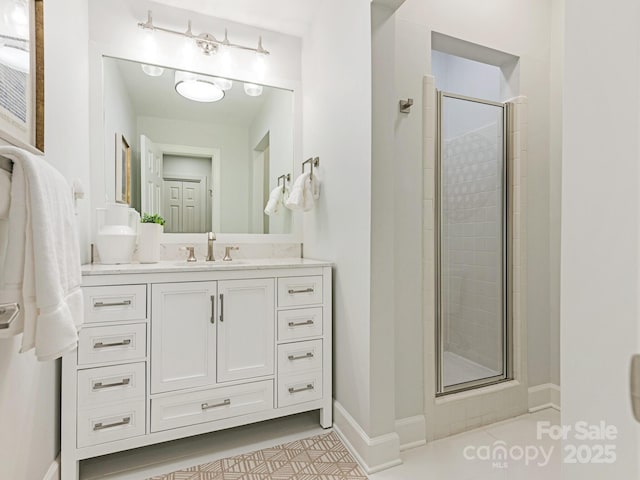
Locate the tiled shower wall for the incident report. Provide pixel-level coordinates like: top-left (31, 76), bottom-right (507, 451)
top-left (442, 123), bottom-right (504, 373)
top-left (423, 75), bottom-right (529, 440)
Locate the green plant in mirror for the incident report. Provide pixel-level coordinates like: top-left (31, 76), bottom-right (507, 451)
top-left (141, 213), bottom-right (165, 226)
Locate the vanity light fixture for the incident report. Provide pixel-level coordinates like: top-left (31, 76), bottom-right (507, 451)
top-left (138, 10), bottom-right (270, 58)
top-left (141, 64), bottom-right (164, 77)
top-left (175, 71), bottom-right (224, 103)
top-left (243, 83), bottom-right (263, 97)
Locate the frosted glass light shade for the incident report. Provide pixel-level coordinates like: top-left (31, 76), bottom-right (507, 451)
top-left (141, 64), bottom-right (164, 76)
top-left (244, 83), bottom-right (263, 97)
top-left (213, 77), bottom-right (233, 91)
top-left (175, 71), bottom-right (224, 102)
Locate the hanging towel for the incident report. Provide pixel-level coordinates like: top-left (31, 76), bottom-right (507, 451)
top-left (0, 168), bottom-right (10, 219)
top-left (0, 146), bottom-right (83, 361)
top-left (264, 185), bottom-right (285, 216)
top-left (285, 172), bottom-right (320, 212)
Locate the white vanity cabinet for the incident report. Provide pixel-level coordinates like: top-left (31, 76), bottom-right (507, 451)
top-left (151, 281), bottom-right (218, 393)
top-left (61, 260), bottom-right (332, 480)
top-left (217, 279), bottom-right (275, 383)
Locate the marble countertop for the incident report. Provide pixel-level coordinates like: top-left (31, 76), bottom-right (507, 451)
top-left (81, 257), bottom-right (332, 276)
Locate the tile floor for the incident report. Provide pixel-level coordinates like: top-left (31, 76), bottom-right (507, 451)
top-left (80, 409), bottom-right (560, 480)
top-left (371, 409), bottom-right (561, 480)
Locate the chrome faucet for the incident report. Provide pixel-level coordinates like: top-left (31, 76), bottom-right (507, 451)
top-left (206, 232), bottom-right (216, 261)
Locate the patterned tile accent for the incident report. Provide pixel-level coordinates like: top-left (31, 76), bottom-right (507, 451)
top-left (147, 431), bottom-right (368, 480)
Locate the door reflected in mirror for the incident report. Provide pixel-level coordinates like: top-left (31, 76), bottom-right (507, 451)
top-left (103, 56), bottom-right (294, 234)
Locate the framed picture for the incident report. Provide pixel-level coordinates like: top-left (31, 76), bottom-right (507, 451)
top-left (115, 133), bottom-right (131, 205)
top-left (0, 0), bottom-right (45, 152)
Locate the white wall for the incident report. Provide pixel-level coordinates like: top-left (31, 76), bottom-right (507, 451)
top-left (138, 116), bottom-right (251, 232)
top-left (392, 0), bottom-right (557, 416)
top-left (548, 0), bottom-right (563, 388)
top-left (88, 0), bottom-right (302, 242)
top-left (249, 89), bottom-right (294, 234)
top-left (432, 51), bottom-right (502, 102)
top-left (103, 59), bottom-right (137, 206)
top-left (302, 0), bottom-right (381, 438)
top-left (0, 0), bottom-right (90, 479)
top-left (561, 0), bottom-right (640, 477)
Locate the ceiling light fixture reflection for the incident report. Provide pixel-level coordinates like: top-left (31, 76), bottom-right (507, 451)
top-left (243, 83), bottom-right (263, 97)
top-left (141, 64), bottom-right (164, 77)
top-left (175, 71), bottom-right (224, 103)
top-left (212, 77), bottom-right (233, 91)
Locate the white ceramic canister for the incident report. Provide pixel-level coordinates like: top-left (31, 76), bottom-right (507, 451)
top-left (96, 203), bottom-right (139, 264)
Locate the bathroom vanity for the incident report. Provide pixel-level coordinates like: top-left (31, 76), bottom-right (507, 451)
top-left (61, 259), bottom-right (332, 480)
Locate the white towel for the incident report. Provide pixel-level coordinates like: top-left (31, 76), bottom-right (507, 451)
top-left (0, 168), bottom-right (10, 219)
top-left (0, 146), bottom-right (83, 361)
top-left (285, 172), bottom-right (320, 212)
top-left (264, 185), bottom-right (284, 216)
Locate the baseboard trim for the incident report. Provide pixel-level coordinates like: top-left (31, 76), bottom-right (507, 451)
top-left (332, 401), bottom-right (402, 474)
top-left (43, 457), bottom-right (59, 480)
top-left (528, 384), bottom-right (561, 412)
top-left (395, 415), bottom-right (426, 451)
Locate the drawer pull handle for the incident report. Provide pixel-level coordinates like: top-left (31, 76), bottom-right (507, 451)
top-left (288, 352), bottom-right (314, 361)
top-left (210, 295), bottom-right (215, 324)
top-left (219, 294), bottom-right (224, 322)
top-left (93, 339), bottom-right (132, 349)
top-left (288, 319), bottom-right (314, 327)
top-left (201, 399), bottom-right (231, 410)
top-left (289, 384), bottom-right (314, 394)
top-left (93, 417), bottom-right (131, 431)
top-left (93, 300), bottom-right (132, 308)
top-left (288, 288), bottom-right (314, 295)
top-left (93, 378), bottom-right (131, 390)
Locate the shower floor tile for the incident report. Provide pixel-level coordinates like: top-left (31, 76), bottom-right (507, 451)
top-left (443, 351), bottom-right (501, 387)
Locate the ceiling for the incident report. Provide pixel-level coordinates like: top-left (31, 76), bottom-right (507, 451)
top-left (111, 57), bottom-right (289, 127)
top-left (150, 0), bottom-right (318, 37)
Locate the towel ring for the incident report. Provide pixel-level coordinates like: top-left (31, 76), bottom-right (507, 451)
top-left (277, 174), bottom-right (291, 194)
top-left (302, 157), bottom-right (320, 179)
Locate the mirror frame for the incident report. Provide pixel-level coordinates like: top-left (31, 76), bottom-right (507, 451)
top-left (89, 47), bottom-right (302, 245)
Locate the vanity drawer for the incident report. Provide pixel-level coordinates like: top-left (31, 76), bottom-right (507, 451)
top-left (77, 400), bottom-right (146, 448)
top-left (277, 308), bottom-right (323, 341)
top-left (83, 285), bottom-right (147, 324)
top-left (277, 340), bottom-right (323, 375)
top-left (277, 371), bottom-right (323, 408)
top-left (277, 276), bottom-right (323, 307)
top-left (151, 380), bottom-right (273, 433)
top-left (78, 362), bottom-right (146, 409)
top-left (78, 324), bottom-right (147, 366)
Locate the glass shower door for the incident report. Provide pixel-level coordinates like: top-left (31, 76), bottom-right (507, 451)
top-left (436, 91), bottom-right (510, 395)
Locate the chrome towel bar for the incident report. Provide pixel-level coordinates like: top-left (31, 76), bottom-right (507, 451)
top-left (301, 157), bottom-right (320, 179)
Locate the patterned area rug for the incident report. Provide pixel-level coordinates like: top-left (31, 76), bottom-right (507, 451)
top-left (147, 431), bottom-right (368, 480)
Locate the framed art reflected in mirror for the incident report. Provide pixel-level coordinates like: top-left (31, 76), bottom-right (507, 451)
top-left (0, 0), bottom-right (44, 152)
top-left (115, 133), bottom-right (131, 204)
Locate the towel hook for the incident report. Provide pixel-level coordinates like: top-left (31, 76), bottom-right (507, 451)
top-left (302, 157), bottom-right (320, 179)
top-left (277, 173), bottom-right (291, 194)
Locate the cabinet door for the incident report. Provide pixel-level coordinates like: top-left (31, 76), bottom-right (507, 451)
top-left (217, 279), bottom-right (275, 382)
top-left (151, 282), bottom-right (217, 393)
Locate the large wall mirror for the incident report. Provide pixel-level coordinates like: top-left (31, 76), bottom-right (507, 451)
top-left (102, 56), bottom-right (294, 235)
